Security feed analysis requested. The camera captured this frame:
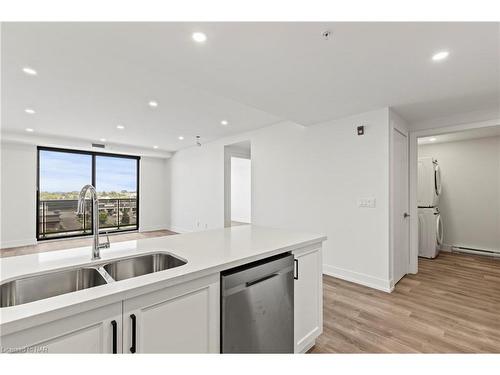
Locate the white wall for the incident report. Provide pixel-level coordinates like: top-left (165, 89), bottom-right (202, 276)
top-left (139, 156), bottom-right (171, 232)
top-left (0, 141), bottom-right (171, 248)
top-left (418, 136), bottom-right (500, 252)
top-left (0, 142), bottom-right (37, 248)
top-left (169, 108), bottom-right (393, 291)
top-left (230, 157), bottom-right (251, 223)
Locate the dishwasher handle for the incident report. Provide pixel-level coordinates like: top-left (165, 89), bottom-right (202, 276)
top-left (245, 273), bottom-right (279, 288)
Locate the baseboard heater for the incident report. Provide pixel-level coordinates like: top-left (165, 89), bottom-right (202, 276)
top-left (451, 246), bottom-right (500, 258)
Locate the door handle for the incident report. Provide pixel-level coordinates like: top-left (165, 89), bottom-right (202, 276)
top-left (403, 212), bottom-right (410, 218)
top-left (294, 259), bottom-right (299, 280)
top-left (130, 314), bottom-right (136, 353)
top-left (111, 320), bottom-right (117, 354)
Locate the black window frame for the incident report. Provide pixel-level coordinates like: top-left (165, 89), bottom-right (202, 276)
top-left (37, 146), bottom-right (140, 241)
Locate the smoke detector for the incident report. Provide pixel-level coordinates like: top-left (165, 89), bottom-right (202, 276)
top-left (322, 30), bottom-right (332, 40)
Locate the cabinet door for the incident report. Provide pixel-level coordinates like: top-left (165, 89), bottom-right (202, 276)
top-left (1, 302), bottom-right (122, 354)
top-left (293, 246), bottom-right (322, 353)
top-left (123, 275), bottom-right (219, 353)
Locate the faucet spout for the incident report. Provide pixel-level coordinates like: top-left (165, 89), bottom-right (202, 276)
top-left (76, 184), bottom-right (110, 260)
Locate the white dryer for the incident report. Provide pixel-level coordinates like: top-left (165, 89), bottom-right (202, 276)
top-left (418, 207), bottom-right (443, 258)
top-left (418, 157), bottom-right (441, 207)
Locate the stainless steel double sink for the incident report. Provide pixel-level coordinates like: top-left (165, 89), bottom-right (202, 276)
top-left (0, 252), bottom-right (187, 308)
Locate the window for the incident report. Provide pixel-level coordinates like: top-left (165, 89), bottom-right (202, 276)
top-left (37, 147), bottom-right (139, 240)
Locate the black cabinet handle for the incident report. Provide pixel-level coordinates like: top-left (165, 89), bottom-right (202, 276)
top-left (111, 320), bottom-right (117, 354)
top-left (130, 314), bottom-right (136, 353)
top-left (294, 259), bottom-right (299, 280)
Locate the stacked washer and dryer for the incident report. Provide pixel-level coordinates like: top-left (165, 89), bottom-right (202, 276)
top-left (418, 157), bottom-right (444, 258)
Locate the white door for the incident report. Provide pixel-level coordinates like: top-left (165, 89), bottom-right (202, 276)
top-left (393, 129), bottom-right (409, 284)
top-left (293, 246), bottom-right (322, 353)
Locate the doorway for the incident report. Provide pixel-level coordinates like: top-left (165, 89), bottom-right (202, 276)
top-left (224, 141), bottom-right (251, 227)
top-left (409, 119), bottom-right (500, 273)
top-left (415, 125), bottom-right (500, 260)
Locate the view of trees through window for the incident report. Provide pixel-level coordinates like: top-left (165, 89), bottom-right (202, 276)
top-left (38, 148), bottom-right (139, 240)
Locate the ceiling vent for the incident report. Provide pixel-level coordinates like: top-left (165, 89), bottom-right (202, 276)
top-left (92, 143), bottom-right (106, 149)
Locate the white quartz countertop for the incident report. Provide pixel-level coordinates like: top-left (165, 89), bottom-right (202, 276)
top-left (0, 225), bottom-right (325, 335)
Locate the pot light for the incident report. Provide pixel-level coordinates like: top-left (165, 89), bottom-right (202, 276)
top-left (148, 100), bottom-right (158, 108)
top-left (178, 136), bottom-right (184, 140)
top-left (432, 51), bottom-right (449, 62)
top-left (192, 32), bottom-right (207, 43)
top-left (25, 128), bottom-right (34, 132)
top-left (100, 138), bottom-right (107, 142)
top-left (429, 137), bottom-right (437, 142)
top-left (24, 108), bottom-right (36, 114)
top-left (116, 124), bottom-right (125, 130)
top-left (153, 145), bottom-right (159, 149)
top-left (22, 67), bottom-right (37, 76)
top-left (221, 120), bottom-right (228, 126)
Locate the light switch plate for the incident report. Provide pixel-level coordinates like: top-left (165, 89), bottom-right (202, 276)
top-left (358, 198), bottom-right (376, 208)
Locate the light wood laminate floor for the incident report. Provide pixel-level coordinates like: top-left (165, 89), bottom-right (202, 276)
top-left (311, 252), bottom-right (500, 353)
top-left (0, 229), bottom-right (177, 258)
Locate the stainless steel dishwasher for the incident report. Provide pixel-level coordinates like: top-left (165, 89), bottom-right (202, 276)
top-left (221, 252), bottom-right (294, 353)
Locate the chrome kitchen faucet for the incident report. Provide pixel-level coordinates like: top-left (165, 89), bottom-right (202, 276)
top-left (76, 184), bottom-right (110, 260)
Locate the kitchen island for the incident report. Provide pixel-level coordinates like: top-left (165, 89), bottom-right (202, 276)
top-left (0, 225), bottom-right (325, 353)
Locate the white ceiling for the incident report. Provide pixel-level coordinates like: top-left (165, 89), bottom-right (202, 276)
top-left (418, 125), bottom-right (500, 145)
top-left (2, 22), bottom-right (499, 151)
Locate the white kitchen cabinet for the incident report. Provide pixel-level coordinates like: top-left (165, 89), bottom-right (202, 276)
top-left (293, 245), bottom-right (323, 353)
top-left (0, 302), bottom-right (122, 353)
top-left (1, 275), bottom-right (219, 354)
top-left (122, 274), bottom-right (220, 353)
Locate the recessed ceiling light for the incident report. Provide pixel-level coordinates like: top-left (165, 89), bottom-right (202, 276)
top-left (22, 67), bottom-right (37, 76)
top-left (192, 32), bottom-right (207, 43)
top-left (100, 138), bottom-right (107, 142)
top-left (25, 128), bottom-right (34, 132)
top-left (153, 145), bottom-right (159, 149)
top-left (178, 136), bottom-right (184, 140)
top-left (116, 125), bottom-right (125, 130)
top-left (429, 137), bottom-right (437, 142)
top-left (148, 100), bottom-right (158, 108)
top-left (432, 51), bottom-right (449, 62)
top-left (24, 108), bottom-right (36, 114)
top-left (221, 120), bottom-right (229, 126)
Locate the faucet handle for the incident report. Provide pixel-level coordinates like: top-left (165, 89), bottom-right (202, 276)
top-left (99, 231), bottom-right (111, 249)
top-left (104, 231), bottom-right (110, 247)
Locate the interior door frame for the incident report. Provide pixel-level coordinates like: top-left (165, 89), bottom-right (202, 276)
top-left (408, 118), bottom-right (500, 274)
top-left (223, 143), bottom-right (251, 228)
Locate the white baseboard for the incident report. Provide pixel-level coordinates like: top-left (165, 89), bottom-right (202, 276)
top-left (1, 238), bottom-right (37, 249)
top-left (139, 224), bottom-right (170, 233)
top-left (323, 264), bottom-right (393, 293)
top-left (169, 225), bottom-right (192, 234)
